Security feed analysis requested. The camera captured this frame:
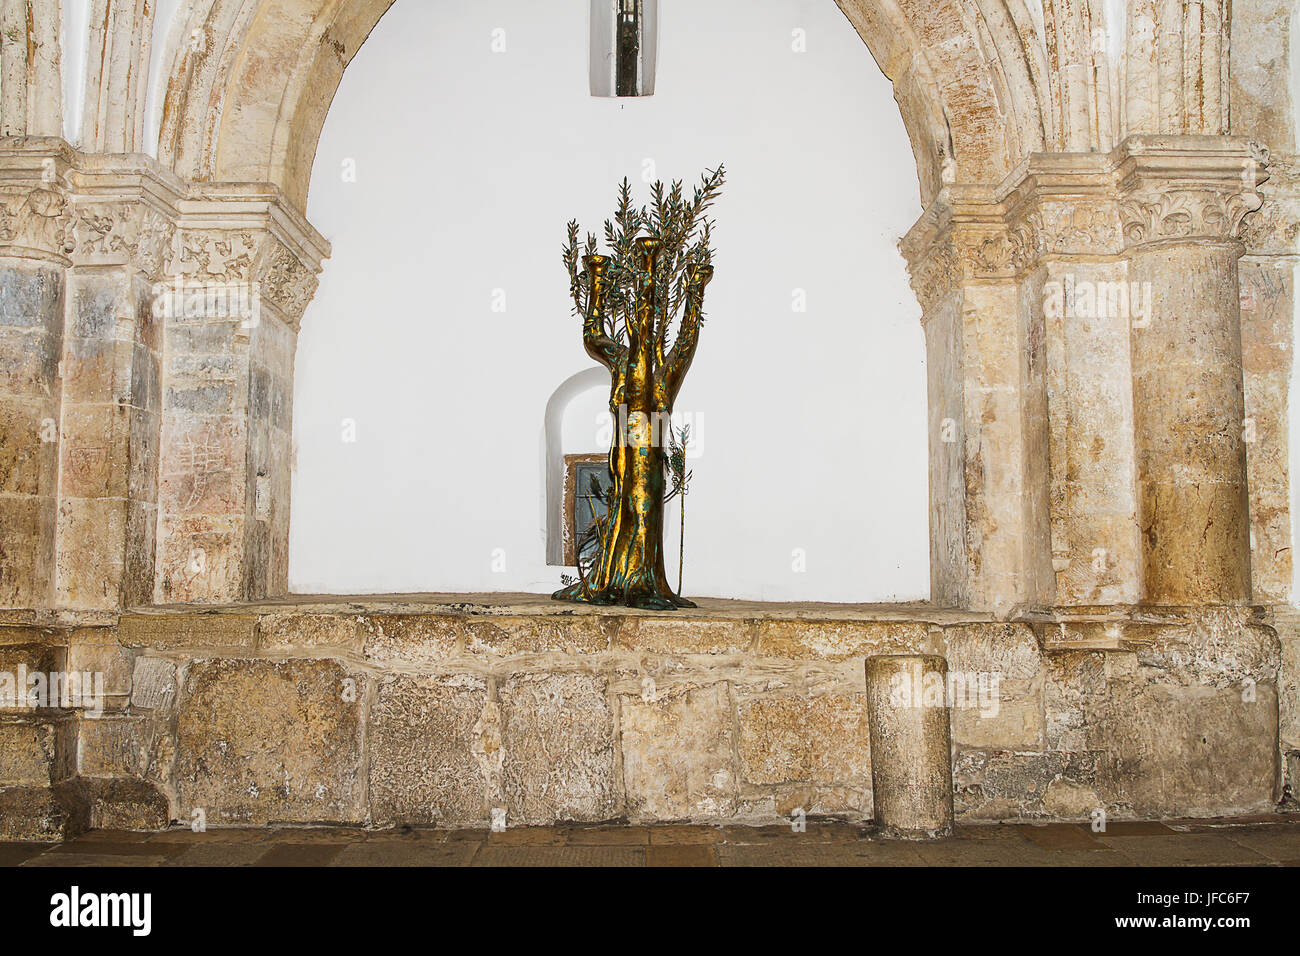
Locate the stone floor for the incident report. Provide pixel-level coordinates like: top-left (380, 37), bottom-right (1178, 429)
top-left (1, 817), bottom-right (1298, 866)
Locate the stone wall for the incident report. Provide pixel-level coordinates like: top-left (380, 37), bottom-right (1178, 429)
top-left (0, 600), bottom-right (1280, 838)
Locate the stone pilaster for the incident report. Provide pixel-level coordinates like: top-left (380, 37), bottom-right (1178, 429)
top-left (1239, 148), bottom-right (1299, 604)
top-left (0, 140), bottom-right (326, 613)
top-left (153, 187), bottom-right (324, 605)
top-left (901, 192), bottom-right (1053, 614)
top-left (56, 156), bottom-right (182, 610)
top-left (0, 140), bottom-right (75, 609)
top-left (1117, 136), bottom-right (1262, 605)
top-left (903, 137), bottom-right (1266, 612)
top-left (1010, 167), bottom-right (1142, 607)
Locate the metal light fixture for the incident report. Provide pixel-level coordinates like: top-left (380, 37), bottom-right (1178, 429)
top-left (590, 0), bottom-right (658, 97)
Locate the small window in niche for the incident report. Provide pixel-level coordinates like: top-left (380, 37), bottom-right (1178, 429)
top-left (563, 454), bottom-right (613, 565)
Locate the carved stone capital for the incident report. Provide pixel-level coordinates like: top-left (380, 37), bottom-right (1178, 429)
top-left (0, 182), bottom-right (76, 262)
top-left (903, 236), bottom-right (959, 315)
top-left (165, 227), bottom-right (322, 330)
top-left (1118, 187), bottom-right (1263, 247)
top-left (1116, 136), bottom-right (1266, 248)
top-left (257, 240), bottom-right (320, 323)
top-left (901, 137), bottom-right (1275, 319)
top-left (1240, 152), bottom-right (1300, 257)
top-left (0, 141), bottom-right (79, 262)
top-left (0, 140), bottom-right (329, 328)
top-left (70, 201), bottom-right (177, 278)
top-left (170, 185), bottom-right (329, 331)
top-left (1028, 199), bottom-right (1123, 258)
top-left (170, 229), bottom-right (259, 283)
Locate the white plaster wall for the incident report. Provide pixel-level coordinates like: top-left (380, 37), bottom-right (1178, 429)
top-left (292, 0), bottom-right (928, 602)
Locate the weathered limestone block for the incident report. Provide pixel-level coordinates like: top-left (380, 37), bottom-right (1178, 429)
top-left (0, 642), bottom-right (65, 712)
top-left (941, 623), bottom-right (1041, 678)
top-left (0, 786), bottom-right (67, 841)
top-left (1089, 681), bottom-right (1279, 816)
top-left (72, 710), bottom-right (174, 785)
top-left (1038, 618), bottom-right (1128, 647)
top-left (737, 693), bottom-right (871, 787)
top-left (117, 612), bottom-right (258, 650)
top-left (369, 674), bottom-right (487, 827)
top-left (0, 625), bottom-right (54, 645)
top-left (942, 623), bottom-right (1045, 749)
top-left (950, 680), bottom-right (1044, 750)
top-left (619, 617), bottom-right (755, 655)
top-left (130, 656), bottom-right (177, 710)
top-left (1044, 614), bottom-right (1281, 816)
top-left (0, 718), bottom-right (56, 785)
top-left (500, 673), bottom-right (617, 824)
top-left (175, 659), bottom-right (364, 824)
top-left (0, 498), bottom-right (56, 610)
top-left (1044, 649), bottom-right (1108, 751)
top-left (1123, 609), bottom-right (1281, 687)
top-left (361, 614), bottom-right (460, 667)
top-left (954, 750), bottom-right (1101, 820)
top-left (755, 620), bottom-right (927, 660)
top-left (153, 514), bottom-right (246, 605)
top-left (55, 497), bottom-right (128, 609)
top-left (60, 778), bottom-right (170, 833)
top-left (620, 682), bottom-right (737, 821)
top-left (465, 616), bottom-right (614, 657)
top-left (0, 389), bottom-right (59, 496)
top-left (257, 612), bottom-right (363, 652)
top-left (1279, 617), bottom-right (1300, 757)
top-left (739, 784), bottom-right (872, 820)
top-left (66, 628), bottom-right (132, 708)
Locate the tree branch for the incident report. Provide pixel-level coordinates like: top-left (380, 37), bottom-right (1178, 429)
top-left (661, 264), bottom-right (713, 401)
top-left (581, 255), bottom-right (625, 369)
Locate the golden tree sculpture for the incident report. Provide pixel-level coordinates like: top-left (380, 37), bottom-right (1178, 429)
top-left (553, 167), bottom-right (724, 610)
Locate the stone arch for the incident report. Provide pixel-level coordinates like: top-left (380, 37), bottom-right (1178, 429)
top-left (0, 0), bottom-right (63, 137)
top-left (156, 0), bottom-right (1053, 208)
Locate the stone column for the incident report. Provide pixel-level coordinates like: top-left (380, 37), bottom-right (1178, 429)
top-left (901, 202), bottom-right (1053, 614)
top-left (153, 186), bottom-right (325, 604)
top-left (0, 141), bottom-right (74, 610)
top-left (864, 654), bottom-right (954, 837)
top-left (1118, 137), bottom-right (1263, 605)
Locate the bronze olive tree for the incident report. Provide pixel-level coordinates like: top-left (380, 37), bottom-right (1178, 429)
top-left (553, 168), bottom-right (723, 610)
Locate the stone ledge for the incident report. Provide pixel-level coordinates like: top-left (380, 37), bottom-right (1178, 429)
top-left (0, 600), bottom-right (1282, 830)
